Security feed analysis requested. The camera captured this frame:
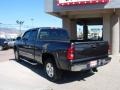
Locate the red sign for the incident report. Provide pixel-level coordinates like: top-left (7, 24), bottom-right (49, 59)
top-left (57, 0), bottom-right (109, 6)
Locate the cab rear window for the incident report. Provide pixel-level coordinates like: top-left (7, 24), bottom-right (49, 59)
top-left (39, 29), bottom-right (69, 41)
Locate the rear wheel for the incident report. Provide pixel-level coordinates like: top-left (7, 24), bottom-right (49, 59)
top-left (92, 68), bottom-right (98, 72)
top-left (44, 58), bottom-right (62, 82)
top-left (0, 46), bottom-right (3, 51)
top-left (14, 50), bottom-right (20, 62)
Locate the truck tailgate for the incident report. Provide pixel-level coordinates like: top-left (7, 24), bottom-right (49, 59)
top-left (73, 41), bottom-right (109, 61)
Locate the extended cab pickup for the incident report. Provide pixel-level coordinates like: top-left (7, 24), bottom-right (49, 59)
top-left (14, 27), bottom-right (111, 81)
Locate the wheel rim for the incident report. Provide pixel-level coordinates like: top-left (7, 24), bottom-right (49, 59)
top-left (46, 63), bottom-right (54, 78)
top-left (0, 46), bottom-right (3, 50)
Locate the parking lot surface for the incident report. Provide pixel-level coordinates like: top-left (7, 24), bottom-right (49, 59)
top-left (0, 49), bottom-right (120, 90)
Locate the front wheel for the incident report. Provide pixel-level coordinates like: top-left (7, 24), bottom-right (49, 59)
top-left (0, 46), bottom-right (3, 51)
top-left (14, 50), bottom-right (20, 62)
top-left (44, 59), bottom-right (62, 82)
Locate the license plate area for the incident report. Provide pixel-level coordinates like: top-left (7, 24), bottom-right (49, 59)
top-left (90, 60), bottom-right (97, 67)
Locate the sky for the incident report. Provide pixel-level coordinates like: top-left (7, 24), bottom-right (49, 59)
top-left (0, 0), bottom-right (103, 32)
top-left (0, 0), bottom-right (62, 29)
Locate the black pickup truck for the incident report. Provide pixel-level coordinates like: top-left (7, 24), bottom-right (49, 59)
top-left (14, 27), bottom-right (111, 81)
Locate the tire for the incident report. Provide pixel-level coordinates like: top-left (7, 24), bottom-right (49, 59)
top-left (14, 50), bottom-right (20, 62)
top-left (44, 58), bottom-right (62, 82)
top-left (92, 67), bottom-right (98, 72)
top-left (0, 46), bottom-right (3, 51)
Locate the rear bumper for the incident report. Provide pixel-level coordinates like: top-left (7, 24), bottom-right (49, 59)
top-left (70, 57), bottom-right (111, 71)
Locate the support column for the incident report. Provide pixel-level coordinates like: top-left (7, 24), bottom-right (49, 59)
top-left (111, 13), bottom-right (120, 55)
top-left (83, 24), bottom-right (88, 40)
top-left (117, 10), bottom-right (120, 55)
top-left (103, 14), bottom-right (112, 46)
top-left (62, 17), bottom-right (77, 40)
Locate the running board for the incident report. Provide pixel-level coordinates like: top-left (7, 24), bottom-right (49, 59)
top-left (20, 58), bottom-right (38, 65)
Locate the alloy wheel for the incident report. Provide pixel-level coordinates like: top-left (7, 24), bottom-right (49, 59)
top-left (46, 63), bottom-right (54, 78)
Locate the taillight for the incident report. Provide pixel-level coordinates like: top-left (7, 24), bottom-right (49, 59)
top-left (67, 43), bottom-right (75, 60)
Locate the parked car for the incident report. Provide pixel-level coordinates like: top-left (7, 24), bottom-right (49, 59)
top-left (0, 38), bottom-right (9, 50)
top-left (14, 27), bottom-right (111, 81)
top-left (8, 39), bottom-right (16, 48)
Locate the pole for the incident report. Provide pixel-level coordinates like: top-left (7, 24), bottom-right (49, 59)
top-left (16, 20), bottom-right (24, 36)
top-left (31, 18), bottom-right (34, 28)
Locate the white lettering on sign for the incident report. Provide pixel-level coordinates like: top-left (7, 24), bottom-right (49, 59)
top-left (59, 0), bottom-right (90, 3)
top-left (57, 0), bottom-right (109, 6)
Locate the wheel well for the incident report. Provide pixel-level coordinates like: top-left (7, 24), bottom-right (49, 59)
top-left (42, 53), bottom-right (56, 65)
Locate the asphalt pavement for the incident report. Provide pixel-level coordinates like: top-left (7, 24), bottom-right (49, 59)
top-left (0, 49), bottom-right (120, 90)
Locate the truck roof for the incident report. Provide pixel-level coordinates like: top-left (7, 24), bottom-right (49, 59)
top-left (29, 27), bottom-right (64, 30)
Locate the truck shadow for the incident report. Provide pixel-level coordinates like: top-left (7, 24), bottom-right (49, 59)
top-left (10, 59), bottom-right (94, 84)
top-left (57, 71), bottom-right (94, 84)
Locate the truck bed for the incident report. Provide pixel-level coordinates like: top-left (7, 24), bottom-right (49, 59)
top-left (73, 41), bottom-right (108, 61)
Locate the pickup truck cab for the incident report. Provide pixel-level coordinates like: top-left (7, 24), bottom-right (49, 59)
top-left (14, 27), bottom-right (111, 81)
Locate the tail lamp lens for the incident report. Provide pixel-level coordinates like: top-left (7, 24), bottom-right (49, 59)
top-left (67, 43), bottom-right (75, 60)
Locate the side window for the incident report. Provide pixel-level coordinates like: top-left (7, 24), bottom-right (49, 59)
top-left (39, 29), bottom-right (49, 40)
top-left (22, 31), bottom-right (31, 40)
top-left (29, 30), bottom-right (38, 41)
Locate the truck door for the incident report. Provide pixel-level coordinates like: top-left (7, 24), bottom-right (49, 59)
top-left (18, 30), bottom-right (31, 58)
top-left (34, 29), bottom-right (50, 64)
top-left (19, 29), bottom-right (38, 60)
top-left (25, 29), bottom-right (38, 60)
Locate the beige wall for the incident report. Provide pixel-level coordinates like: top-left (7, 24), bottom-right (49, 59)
top-left (62, 17), bottom-right (77, 40)
top-left (103, 14), bottom-right (112, 54)
top-left (103, 14), bottom-right (111, 44)
top-left (111, 12), bottom-right (120, 55)
top-left (103, 11), bottom-right (120, 55)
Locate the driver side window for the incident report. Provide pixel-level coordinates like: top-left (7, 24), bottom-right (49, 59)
top-left (22, 31), bottom-right (31, 40)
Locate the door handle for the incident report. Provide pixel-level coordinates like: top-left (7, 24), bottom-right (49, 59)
top-left (91, 44), bottom-right (97, 48)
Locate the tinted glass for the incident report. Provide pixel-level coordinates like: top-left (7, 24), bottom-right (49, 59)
top-left (22, 31), bottom-right (31, 39)
top-left (29, 30), bottom-right (38, 41)
top-left (39, 29), bottom-right (69, 41)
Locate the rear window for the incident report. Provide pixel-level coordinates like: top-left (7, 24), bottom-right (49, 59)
top-left (39, 29), bottom-right (69, 41)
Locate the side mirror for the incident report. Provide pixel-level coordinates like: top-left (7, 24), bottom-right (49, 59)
top-left (22, 38), bottom-right (28, 41)
top-left (16, 37), bottom-right (21, 40)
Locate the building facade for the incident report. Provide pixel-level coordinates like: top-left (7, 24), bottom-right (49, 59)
top-left (45, 0), bottom-right (120, 55)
